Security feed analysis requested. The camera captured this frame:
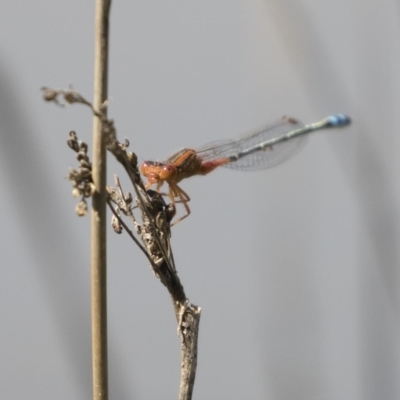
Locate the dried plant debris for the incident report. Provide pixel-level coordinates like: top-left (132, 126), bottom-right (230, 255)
top-left (45, 86), bottom-right (178, 286)
top-left (66, 131), bottom-right (95, 216)
top-left (42, 86), bottom-right (96, 111)
top-left (135, 188), bottom-right (176, 270)
top-left (43, 86), bottom-right (200, 397)
top-left (111, 208), bottom-right (123, 234)
top-left (41, 87), bottom-right (119, 153)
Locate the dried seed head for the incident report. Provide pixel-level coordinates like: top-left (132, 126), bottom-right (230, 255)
top-left (76, 151), bottom-right (88, 162)
top-left (64, 91), bottom-right (81, 104)
top-left (78, 168), bottom-right (92, 179)
top-left (69, 130), bottom-right (77, 139)
top-left (68, 168), bottom-right (79, 181)
top-left (67, 134), bottom-right (80, 152)
top-left (41, 87), bottom-right (59, 102)
top-left (79, 160), bottom-right (91, 170)
top-left (75, 200), bottom-right (88, 216)
top-left (72, 187), bottom-right (81, 198)
top-left (124, 192), bottom-right (133, 206)
top-left (83, 182), bottom-right (96, 197)
top-left (127, 151), bottom-right (138, 168)
top-left (111, 214), bottom-right (123, 234)
top-left (79, 142), bottom-right (88, 153)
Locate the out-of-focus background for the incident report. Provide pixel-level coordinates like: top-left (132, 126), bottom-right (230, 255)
top-left (1, 1), bottom-right (399, 399)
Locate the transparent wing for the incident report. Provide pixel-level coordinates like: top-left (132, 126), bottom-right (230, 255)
top-left (195, 117), bottom-right (307, 171)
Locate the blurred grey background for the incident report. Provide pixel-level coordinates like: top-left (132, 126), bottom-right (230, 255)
top-left (1, 1), bottom-right (399, 399)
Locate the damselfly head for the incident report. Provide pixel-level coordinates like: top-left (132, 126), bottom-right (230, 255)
top-left (141, 161), bottom-right (177, 184)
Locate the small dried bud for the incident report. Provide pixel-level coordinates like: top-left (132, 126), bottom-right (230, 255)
top-left (83, 182), bottom-right (96, 197)
top-left (64, 91), bottom-right (81, 104)
top-left (72, 188), bottom-right (81, 198)
top-left (68, 168), bottom-right (79, 181)
top-left (79, 142), bottom-right (88, 153)
top-left (79, 160), bottom-right (92, 170)
top-left (69, 130), bottom-right (77, 139)
top-left (124, 192), bottom-right (133, 206)
top-left (111, 213), bottom-right (123, 234)
top-left (41, 87), bottom-right (59, 102)
top-left (78, 168), bottom-right (92, 179)
top-left (75, 200), bottom-right (88, 216)
top-left (76, 151), bottom-right (88, 161)
top-left (127, 151), bottom-right (138, 168)
top-left (67, 132), bottom-right (80, 152)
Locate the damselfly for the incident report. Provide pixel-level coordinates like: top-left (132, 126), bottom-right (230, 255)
top-left (140, 114), bottom-right (351, 224)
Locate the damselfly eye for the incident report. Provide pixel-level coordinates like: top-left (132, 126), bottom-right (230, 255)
top-left (140, 161), bottom-right (153, 176)
top-left (159, 164), bottom-right (177, 181)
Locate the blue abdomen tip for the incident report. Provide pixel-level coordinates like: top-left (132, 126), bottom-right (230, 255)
top-left (328, 114), bottom-right (351, 126)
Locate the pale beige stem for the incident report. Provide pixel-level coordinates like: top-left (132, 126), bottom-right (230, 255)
top-left (91, 1), bottom-right (111, 399)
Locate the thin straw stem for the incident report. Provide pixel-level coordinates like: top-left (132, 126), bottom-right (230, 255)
top-left (91, 1), bottom-right (111, 399)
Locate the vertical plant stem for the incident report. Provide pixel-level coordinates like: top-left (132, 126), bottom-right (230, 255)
top-left (92, 1), bottom-right (111, 399)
